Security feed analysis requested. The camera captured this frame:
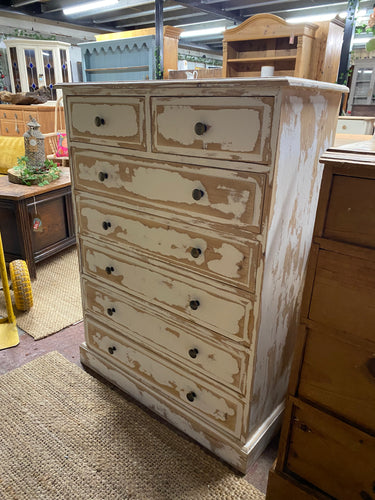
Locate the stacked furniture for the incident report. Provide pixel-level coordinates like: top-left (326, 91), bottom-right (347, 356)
top-left (60, 77), bottom-right (344, 473)
top-left (266, 139), bottom-right (375, 498)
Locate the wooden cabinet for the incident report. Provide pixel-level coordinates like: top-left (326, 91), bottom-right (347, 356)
top-left (222, 14), bottom-right (343, 82)
top-left (347, 59), bottom-right (375, 115)
top-left (266, 141), bottom-right (375, 499)
top-left (60, 78), bottom-right (344, 473)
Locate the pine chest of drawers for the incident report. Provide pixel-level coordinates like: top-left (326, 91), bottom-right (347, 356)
top-left (60, 78), bottom-right (345, 472)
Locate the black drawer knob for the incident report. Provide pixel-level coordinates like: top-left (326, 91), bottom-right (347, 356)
top-left (194, 122), bottom-right (207, 135)
top-left (189, 300), bottom-right (200, 311)
top-left (108, 346), bottom-right (117, 355)
top-left (98, 172), bottom-right (108, 182)
top-left (366, 358), bottom-right (375, 378)
top-left (107, 307), bottom-right (116, 316)
top-left (188, 348), bottom-right (199, 359)
top-left (186, 391), bottom-right (196, 402)
top-left (105, 266), bottom-right (114, 275)
top-left (192, 189), bottom-right (204, 201)
top-left (102, 221), bottom-right (111, 230)
top-left (190, 247), bottom-right (201, 259)
top-left (95, 116), bottom-right (105, 127)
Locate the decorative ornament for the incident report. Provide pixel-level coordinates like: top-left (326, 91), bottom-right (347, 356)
top-left (24, 116), bottom-right (45, 167)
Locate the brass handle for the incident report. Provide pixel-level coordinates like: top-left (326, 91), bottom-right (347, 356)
top-left (188, 348), bottom-right (198, 359)
top-left (95, 116), bottom-right (105, 127)
top-left (366, 358), bottom-right (375, 378)
top-left (108, 346), bottom-right (117, 355)
top-left (105, 266), bottom-right (114, 275)
top-left (102, 221), bottom-right (111, 230)
top-left (186, 391), bottom-right (196, 402)
top-left (194, 122), bottom-right (207, 135)
top-left (189, 300), bottom-right (200, 311)
top-left (107, 307), bottom-right (116, 316)
top-left (192, 189), bottom-right (204, 201)
top-left (190, 248), bottom-right (201, 259)
top-left (98, 172), bottom-right (108, 182)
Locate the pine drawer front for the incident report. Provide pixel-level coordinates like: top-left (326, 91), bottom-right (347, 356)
top-left (152, 96), bottom-right (274, 163)
top-left (76, 196), bottom-right (259, 291)
top-left (323, 175), bottom-right (375, 249)
top-left (1, 119), bottom-right (23, 136)
top-left (1, 109), bottom-right (21, 120)
top-left (72, 149), bottom-right (266, 235)
top-left (66, 96), bottom-right (146, 150)
top-left (308, 249), bottom-right (375, 343)
top-left (298, 325), bottom-right (375, 432)
top-left (23, 110), bottom-right (38, 123)
top-left (80, 240), bottom-right (253, 343)
top-left (285, 401), bottom-right (375, 500)
top-left (85, 317), bottom-right (244, 438)
top-left (82, 279), bottom-right (249, 393)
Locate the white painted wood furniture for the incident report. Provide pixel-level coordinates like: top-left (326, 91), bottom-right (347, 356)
top-left (60, 78), bottom-right (345, 473)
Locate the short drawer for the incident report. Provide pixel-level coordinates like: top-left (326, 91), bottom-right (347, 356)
top-left (82, 278), bottom-right (249, 393)
top-left (80, 239), bottom-right (253, 343)
top-left (23, 110), bottom-right (39, 124)
top-left (1, 119), bottom-right (23, 136)
top-left (72, 148), bottom-right (266, 235)
top-left (85, 316), bottom-right (244, 438)
top-left (76, 194), bottom-right (259, 291)
top-left (66, 96), bottom-right (146, 150)
top-left (285, 400), bottom-right (375, 500)
top-left (298, 325), bottom-right (375, 433)
top-left (152, 96), bottom-right (274, 164)
top-left (0, 109), bottom-right (21, 120)
top-left (323, 174), bottom-right (375, 249)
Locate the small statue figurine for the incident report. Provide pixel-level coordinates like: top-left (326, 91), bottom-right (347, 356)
top-left (24, 116), bottom-right (45, 170)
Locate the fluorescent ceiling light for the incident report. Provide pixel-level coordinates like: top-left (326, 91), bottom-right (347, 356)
top-left (286, 13), bottom-right (339, 24)
top-left (180, 26), bottom-right (226, 38)
top-left (352, 37), bottom-right (373, 44)
top-left (63, 0), bottom-right (118, 16)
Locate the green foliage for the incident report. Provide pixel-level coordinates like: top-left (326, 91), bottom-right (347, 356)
top-left (154, 48), bottom-right (163, 80)
top-left (178, 54), bottom-right (222, 67)
top-left (14, 156), bottom-right (60, 186)
top-left (3, 30), bottom-right (56, 41)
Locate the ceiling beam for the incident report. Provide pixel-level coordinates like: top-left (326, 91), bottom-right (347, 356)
top-left (172, 0), bottom-right (244, 23)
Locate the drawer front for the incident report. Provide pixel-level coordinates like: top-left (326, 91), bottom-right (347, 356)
top-left (72, 148), bottom-right (266, 235)
top-left (23, 110), bottom-right (39, 124)
top-left (152, 96), bottom-right (274, 163)
top-left (323, 174), bottom-right (375, 249)
top-left (1, 119), bottom-right (23, 136)
top-left (285, 401), bottom-right (375, 500)
top-left (86, 316), bottom-right (244, 438)
top-left (0, 109), bottom-right (21, 120)
top-left (298, 326), bottom-right (375, 432)
top-left (83, 278), bottom-right (248, 393)
top-left (67, 96), bottom-right (146, 150)
top-left (80, 240), bottom-right (253, 343)
top-left (308, 249), bottom-right (375, 343)
top-left (76, 195), bottom-right (259, 291)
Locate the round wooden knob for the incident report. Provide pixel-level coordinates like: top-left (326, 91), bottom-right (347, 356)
top-left (108, 346), bottom-right (117, 355)
top-left (194, 122), bottom-right (207, 135)
top-left (107, 307), bottom-right (116, 316)
top-left (192, 189), bottom-right (204, 201)
top-left (186, 391), bottom-right (196, 402)
top-left (98, 172), bottom-right (108, 182)
top-left (105, 266), bottom-right (114, 275)
top-left (95, 116), bottom-right (105, 127)
top-left (102, 221), bottom-right (111, 230)
top-left (189, 300), bottom-right (200, 310)
top-left (188, 348), bottom-right (199, 359)
top-left (190, 248), bottom-right (201, 259)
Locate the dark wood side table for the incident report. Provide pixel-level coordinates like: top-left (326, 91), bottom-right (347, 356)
top-left (0, 167), bottom-right (75, 280)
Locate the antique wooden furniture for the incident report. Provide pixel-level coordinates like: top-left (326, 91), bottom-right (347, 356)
top-left (222, 14), bottom-right (343, 82)
top-left (347, 59), bottom-right (375, 116)
top-left (60, 78), bottom-right (344, 472)
top-left (0, 168), bottom-right (75, 279)
top-left (266, 139), bottom-right (375, 499)
top-left (336, 115), bottom-right (375, 135)
top-left (79, 26), bottom-right (181, 81)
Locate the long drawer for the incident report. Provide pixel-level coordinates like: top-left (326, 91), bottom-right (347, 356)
top-left (76, 194), bottom-right (259, 291)
top-left (85, 316), bottom-right (245, 439)
top-left (66, 96), bottom-right (146, 150)
top-left (152, 96), bottom-right (274, 164)
top-left (82, 277), bottom-right (249, 393)
top-left (80, 239), bottom-right (253, 343)
top-left (71, 148), bottom-right (266, 235)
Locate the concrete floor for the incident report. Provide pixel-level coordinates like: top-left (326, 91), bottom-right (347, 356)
top-left (0, 321), bottom-right (278, 494)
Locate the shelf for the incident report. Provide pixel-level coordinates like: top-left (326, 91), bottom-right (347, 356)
top-left (85, 65), bottom-right (149, 73)
top-left (227, 56), bottom-right (297, 64)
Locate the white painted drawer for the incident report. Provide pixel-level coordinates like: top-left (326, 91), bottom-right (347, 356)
top-left (336, 117), bottom-right (374, 135)
top-left (85, 316), bottom-right (244, 438)
top-left (66, 96), bottom-right (146, 150)
top-left (72, 148), bottom-right (266, 235)
top-left (82, 278), bottom-right (249, 393)
top-left (80, 239), bottom-right (254, 343)
top-left (76, 194), bottom-right (259, 291)
top-left (152, 96), bottom-right (274, 163)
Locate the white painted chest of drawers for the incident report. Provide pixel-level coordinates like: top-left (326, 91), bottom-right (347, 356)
top-left (61, 78), bottom-right (345, 473)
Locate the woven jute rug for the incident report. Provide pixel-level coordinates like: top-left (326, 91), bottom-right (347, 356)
top-left (0, 247), bottom-right (82, 340)
top-left (0, 352), bottom-right (265, 500)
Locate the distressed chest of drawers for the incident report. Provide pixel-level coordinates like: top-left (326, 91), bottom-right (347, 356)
top-left (60, 78), bottom-right (344, 472)
top-left (267, 141), bottom-right (375, 498)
